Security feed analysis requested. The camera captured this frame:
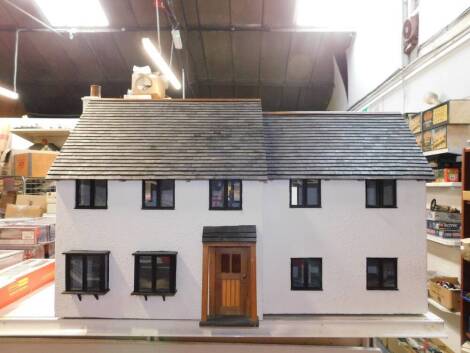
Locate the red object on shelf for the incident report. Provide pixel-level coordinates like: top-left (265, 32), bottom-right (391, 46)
top-left (0, 259), bottom-right (55, 309)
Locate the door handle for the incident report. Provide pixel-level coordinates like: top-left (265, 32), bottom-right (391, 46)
top-left (242, 274), bottom-right (247, 279)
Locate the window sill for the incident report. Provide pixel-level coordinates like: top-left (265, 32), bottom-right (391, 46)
top-left (365, 206), bottom-right (397, 209)
top-left (141, 207), bottom-right (175, 210)
top-left (366, 288), bottom-right (399, 291)
top-left (291, 288), bottom-right (323, 291)
top-left (289, 206), bottom-right (322, 209)
top-left (74, 207), bottom-right (108, 210)
top-left (209, 208), bottom-right (243, 211)
top-left (132, 291), bottom-right (176, 301)
top-left (63, 289), bottom-right (109, 300)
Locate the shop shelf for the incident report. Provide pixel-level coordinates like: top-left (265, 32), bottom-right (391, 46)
top-left (426, 182), bottom-right (461, 188)
top-left (428, 297), bottom-right (460, 315)
top-left (426, 234), bottom-right (460, 247)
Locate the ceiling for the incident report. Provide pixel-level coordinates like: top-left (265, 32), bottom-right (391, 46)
top-left (0, 0), bottom-right (352, 115)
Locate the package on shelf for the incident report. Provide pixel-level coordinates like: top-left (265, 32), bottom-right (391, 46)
top-left (427, 220), bottom-right (460, 232)
top-left (427, 228), bottom-right (460, 238)
top-left (0, 242), bottom-right (54, 259)
top-left (0, 259), bottom-right (55, 309)
top-left (426, 210), bottom-right (460, 223)
top-left (387, 337), bottom-right (452, 353)
top-left (408, 113), bottom-right (422, 134)
top-left (406, 100), bottom-right (470, 153)
top-left (0, 250), bottom-right (24, 270)
top-left (434, 168), bottom-right (460, 182)
top-left (0, 217), bottom-right (55, 245)
top-left (428, 276), bottom-right (461, 311)
top-left (16, 194), bottom-right (47, 213)
top-left (4, 204), bottom-right (43, 218)
top-left (13, 150), bottom-right (58, 178)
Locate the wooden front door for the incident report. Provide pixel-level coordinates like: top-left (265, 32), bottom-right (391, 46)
top-left (214, 247), bottom-right (249, 316)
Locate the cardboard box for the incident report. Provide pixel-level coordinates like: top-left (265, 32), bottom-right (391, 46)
top-left (434, 168), bottom-right (459, 182)
top-left (0, 250), bottom-right (24, 270)
top-left (13, 151), bottom-right (58, 177)
top-left (422, 110), bottom-right (433, 130)
top-left (427, 210), bottom-right (461, 223)
top-left (16, 194), bottom-right (47, 213)
top-left (387, 338), bottom-right (414, 353)
top-left (4, 204), bottom-right (43, 218)
top-left (0, 191), bottom-right (16, 213)
top-left (428, 276), bottom-right (461, 311)
top-left (422, 130), bottom-right (432, 151)
top-left (408, 113), bottom-right (422, 133)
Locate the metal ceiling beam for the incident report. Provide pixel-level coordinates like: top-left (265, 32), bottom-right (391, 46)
top-left (0, 25), bottom-right (355, 34)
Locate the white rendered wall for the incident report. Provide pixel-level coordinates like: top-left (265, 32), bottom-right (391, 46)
top-left (346, 0), bottom-right (404, 108)
top-left (419, 0), bottom-right (469, 44)
top-left (262, 180), bottom-right (427, 315)
top-left (56, 179), bottom-right (427, 318)
top-left (55, 180), bottom-right (264, 319)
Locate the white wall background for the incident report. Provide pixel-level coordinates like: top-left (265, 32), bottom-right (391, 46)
top-left (420, 0), bottom-right (469, 43)
top-left (346, 0), bottom-right (404, 108)
top-left (56, 179), bottom-right (427, 318)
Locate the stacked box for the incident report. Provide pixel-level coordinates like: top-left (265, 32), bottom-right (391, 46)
top-left (0, 218), bottom-right (55, 245)
top-left (426, 209), bottom-right (461, 238)
top-left (0, 250), bottom-right (24, 270)
top-left (406, 100), bottom-right (470, 153)
top-left (434, 168), bottom-right (459, 182)
top-left (0, 259), bottom-right (55, 309)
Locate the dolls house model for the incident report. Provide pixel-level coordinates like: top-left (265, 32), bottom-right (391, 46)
top-left (48, 96), bottom-right (433, 326)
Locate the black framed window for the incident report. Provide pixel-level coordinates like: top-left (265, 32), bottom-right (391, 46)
top-left (366, 180), bottom-right (396, 208)
top-left (64, 251), bottom-right (110, 299)
top-left (290, 179), bottom-right (321, 208)
top-left (209, 180), bottom-right (242, 210)
top-left (133, 251), bottom-right (177, 299)
top-left (367, 258), bottom-right (398, 290)
top-left (291, 258), bottom-right (322, 290)
top-left (75, 180), bottom-right (108, 209)
top-left (142, 180), bottom-right (175, 209)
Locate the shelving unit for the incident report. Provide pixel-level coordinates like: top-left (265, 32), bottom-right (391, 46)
top-left (427, 234), bottom-right (460, 247)
top-left (424, 148), bottom-right (461, 157)
top-left (461, 148), bottom-right (470, 350)
top-left (427, 182), bottom-right (462, 188)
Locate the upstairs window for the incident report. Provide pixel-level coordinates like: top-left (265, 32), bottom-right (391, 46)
top-left (291, 258), bottom-right (322, 290)
top-left (142, 180), bottom-right (175, 209)
top-left (367, 258), bottom-right (398, 290)
top-left (133, 251), bottom-right (177, 300)
top-left (290, 179), bottom-right (321, 208)
top-left (64, 251), bottom-right (110, 300)
top-left (366, 180), bottom-right (396, 208)
top-left (76, 180), bottom-right (107, 209)
top-left (209, 180), bottom-right (242, 210)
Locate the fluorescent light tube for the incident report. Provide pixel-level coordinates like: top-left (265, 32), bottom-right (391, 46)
top-left (0, 86), bottom-right (19, 100)
top-left (35, 0), bottom-right (109, 27)
top-left (142, 38), bottom-right (182, 90)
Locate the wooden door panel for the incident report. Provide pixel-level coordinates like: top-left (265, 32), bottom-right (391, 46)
top-left (214, 247), bottom-right (249, 316)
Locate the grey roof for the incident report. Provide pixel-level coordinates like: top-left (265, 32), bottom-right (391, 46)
top-left (264, 112), bottom-right (433, 179)
top-left (202, 225), bottom-right (257, 243)
top-left (48, 100), bottom-right (433, 180)
top-left (48, 99), bottom-right (268, 180)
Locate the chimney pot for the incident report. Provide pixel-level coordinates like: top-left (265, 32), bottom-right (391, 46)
top-left (90, 85), bottom-right (101, 98)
